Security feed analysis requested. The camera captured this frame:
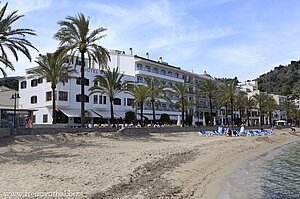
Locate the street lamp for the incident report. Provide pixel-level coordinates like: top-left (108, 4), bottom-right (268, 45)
top-left (10, 92), bottom-right (20, 128)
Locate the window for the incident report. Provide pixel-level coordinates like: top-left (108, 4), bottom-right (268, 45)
top-left (37, 78), bottom-right (43, 84)
top-left (94, 95), bottom-right (98, 104)
top-left (167, 71), bottom-right (173, 76)
top-left (43, 114), bottom-right (48, 123)
top-left (175, 73), bottom-right (179, 78)
top-left (99, 95), bottom-right (102, 104)
top-left (31, 96), bottom-right (37, 104)
top-left (137, 76), bottom-right (143, 83)
top-left (76, 94), bottom-right (89, 103)
top-left (76, 77), bottom-right (89, 86)
top-left (168, 82), bottom-right (173, 87)
top-left (127, 98), bottom-right (134, 106)
top-left (153, 68), bottom-right (158, 73)
top-left (137, 63), bottom-right (143, 69)
top-left (31, 79), bottom-right (38, 87)
top-left (146, 65), bottom-right (151, 72)
top-left (126, 84), bottom-right (134, 90)
top-left (113, 98), bottom-right (121, 105)
top-left (124, 98), bottom-right (126, 106)
top-left (21, 81), bottom-right (27, 89)
top-left (46, 92), bottom-right (52, 101)
top-left (103, 96), bottom-right (107, 104)
top-left (161, 69), bottom-right (166, 75)
top-left (58, 91), bottom-right (68, 101)
top-left (94, 81), bottom-right (98, 87)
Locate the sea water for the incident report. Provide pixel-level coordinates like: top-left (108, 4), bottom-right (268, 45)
top-left (218, 140), bottom-right (300, 199)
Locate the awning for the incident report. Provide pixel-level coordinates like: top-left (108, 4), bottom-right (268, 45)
top-left (92, 110), bottom-right (112, 118)
top-left (92, 110), bottom-right (126, 118)
top-left (60, 109), bottom-right (101, 118)
top-left (60, 109), bottom-right (80, 117)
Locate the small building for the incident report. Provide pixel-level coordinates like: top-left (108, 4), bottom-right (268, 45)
top-left (0, 86), bottom-right (34, 128)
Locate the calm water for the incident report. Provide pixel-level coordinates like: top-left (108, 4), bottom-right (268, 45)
top-left (218, 140), bottom-right (300, 199)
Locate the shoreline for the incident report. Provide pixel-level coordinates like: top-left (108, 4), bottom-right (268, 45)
top-left (0, 128), bottom-right (299, 198)
top-left (213, 130), bottom-right (300, 199)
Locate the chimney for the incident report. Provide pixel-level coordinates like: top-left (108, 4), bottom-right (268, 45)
top-left (159, 56), bottom-right (163, 63)
top-left (129, 48), bottom-right (133, 55)
top-left (146, 52), bottom-right (149, 59)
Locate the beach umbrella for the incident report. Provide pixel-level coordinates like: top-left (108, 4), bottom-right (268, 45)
top-left (213, 117), bottom-right (216, 126)
top-left (192, 116), bottom-right (196, 126)
top-left (177, 115), bottom-right (181, 126)
top-left (203, 112), bottom-right (206, 126)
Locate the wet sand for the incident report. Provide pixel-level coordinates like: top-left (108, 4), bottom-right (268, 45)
top-left (0, 128), bottom-right (299, 199)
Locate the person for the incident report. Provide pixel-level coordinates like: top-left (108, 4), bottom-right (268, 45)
top-left (27, 115), bottom-right (33, 128)
top-left (226, 125), bottom-right (232, 136)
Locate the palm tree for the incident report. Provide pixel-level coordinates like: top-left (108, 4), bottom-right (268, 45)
top-left (170, 83), bottom-right (189, 127)
top-left (89, 67), bottom-right (124, 125)
top-left (264, 96), bottom-right (278, 126)
top-left (128, 85), bottom-right (149, 126)
top-left (282, 101), bottom-right (298, 124)
top-left (54, 13), bottom-right (110, 127)
top-left (0, 2), bottom-right (37, 77)
top-left (27, 53), bottom-right (76, 124)
top-left (144, 77), bottom-right (166, 124)
top-left (244, 96), bottom-right (257, 126)
top-left (196, 79), bottom-right (218, 124)
top-left (235, 91), bottom-right (247, 124)
top-left (218, 80), bottom-right (237, 126)
top-left (253, 92), bottom-right (268, 126)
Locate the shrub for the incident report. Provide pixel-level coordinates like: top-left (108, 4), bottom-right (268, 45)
top-left (125, 111), bottom-right (135, 123)
top-left (160, 113), bottom-right (170, 124)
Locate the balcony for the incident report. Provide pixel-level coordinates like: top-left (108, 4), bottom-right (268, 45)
top-left (135, 67), bottom-right (184, 83)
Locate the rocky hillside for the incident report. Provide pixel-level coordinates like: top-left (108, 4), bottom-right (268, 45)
top-left (257, 61), bottom-right (300, 96)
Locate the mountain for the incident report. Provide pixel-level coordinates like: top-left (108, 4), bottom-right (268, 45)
top-left (0, 76), bottom-right (20, 91)
top-left (257, 61), bottom-right (300, 96)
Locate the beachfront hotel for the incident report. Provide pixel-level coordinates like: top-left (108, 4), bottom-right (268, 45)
top-left (18, 49), bottom-right (214, 126)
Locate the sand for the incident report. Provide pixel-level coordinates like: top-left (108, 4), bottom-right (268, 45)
top-left (0, 128), bottom-right (299, 199)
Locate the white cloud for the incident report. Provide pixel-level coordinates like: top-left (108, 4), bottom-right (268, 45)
top-left (6, 0), bottom-right (51, 14)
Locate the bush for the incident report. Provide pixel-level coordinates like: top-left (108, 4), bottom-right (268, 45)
top-left (125, 111), bottom-right (135, 123)
top-left (160, 113), bottom-right (170, 124)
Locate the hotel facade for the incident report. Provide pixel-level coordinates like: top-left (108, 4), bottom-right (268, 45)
top-left (18, 49), bottom-right (214, 126)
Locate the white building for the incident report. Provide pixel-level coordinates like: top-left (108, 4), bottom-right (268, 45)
top-left (19, 49), bottom-right (213, 126)
top-left (0, 86), bottom-right (33, 128)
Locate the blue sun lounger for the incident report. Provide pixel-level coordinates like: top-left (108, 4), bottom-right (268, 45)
top-left (199, 130), bottom-right (211, 136)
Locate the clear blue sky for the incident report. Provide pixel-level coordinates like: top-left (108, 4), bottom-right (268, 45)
top-left (5, 0), bottom-right (300, 81)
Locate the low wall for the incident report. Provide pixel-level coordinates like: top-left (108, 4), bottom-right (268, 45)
top-left (0, 125), bottom-right (292, 139)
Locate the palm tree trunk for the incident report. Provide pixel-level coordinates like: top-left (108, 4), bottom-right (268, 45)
top-left (181, 97), bottom-right (185, 127)
top-left (247, 110), bottom-right (250, 126)
top-left (230, 97), bottom-right (234, 128)
top-left (269, 111), bottom-right (272, 126)
top-left (110, 97), bottom-right (114, 126)
top-left (260, 107), bottom-right (263, 127)
top-left (151, 99), bottom-right (156, 124)
top-left (140, 102), bottom-right (144, 126)
top-left (51, 85), bottom-right (57, 124)
top-left (209, 96), bottom-right (213, 124)
top-left (80, 52), bottom-right (85, 128)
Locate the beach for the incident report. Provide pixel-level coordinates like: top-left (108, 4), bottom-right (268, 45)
top-left (0, 128), bottom-right (299, 199)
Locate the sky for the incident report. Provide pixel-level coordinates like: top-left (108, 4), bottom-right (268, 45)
top-left (4, 0), bottom-right (300, 81)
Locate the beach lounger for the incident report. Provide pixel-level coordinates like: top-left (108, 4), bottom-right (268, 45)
top-left (212, 130), bottom-right (221, 135)
top-left (199, 130), bottom-right (208, 136)
top-left (248, 130), bottom-right (256, 136)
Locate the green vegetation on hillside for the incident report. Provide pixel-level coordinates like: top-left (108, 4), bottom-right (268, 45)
top-left (257, 61), bottom-right (300, 97)
top-left (0, 77), bottom-right (19, 91)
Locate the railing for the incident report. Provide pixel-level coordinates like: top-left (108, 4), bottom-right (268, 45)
top-left (136, 67), bottom-right (182, 80)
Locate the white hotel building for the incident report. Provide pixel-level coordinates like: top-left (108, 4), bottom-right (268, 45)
top-left (18, 49), bottom-right (213, 126)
